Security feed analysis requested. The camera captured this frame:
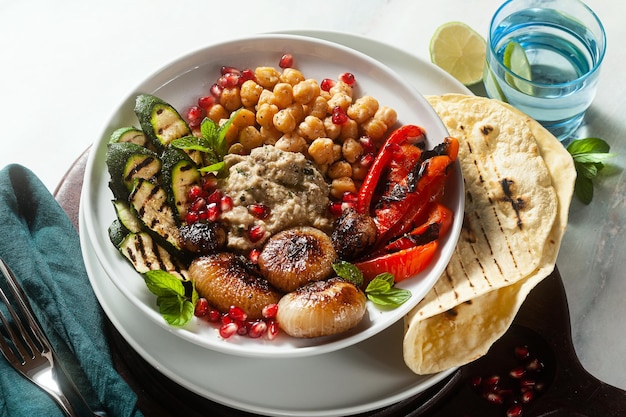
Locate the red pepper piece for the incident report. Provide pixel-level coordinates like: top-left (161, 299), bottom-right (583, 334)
top-left (357, 125), bottom-right (425, 215)
top-left (355, 240), bottom-right (439, 284)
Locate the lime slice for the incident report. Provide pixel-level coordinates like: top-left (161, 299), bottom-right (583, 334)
top-left (429, 22), bottom-right (487, 86)
top-left (503, 40), bottom-right (534, 95)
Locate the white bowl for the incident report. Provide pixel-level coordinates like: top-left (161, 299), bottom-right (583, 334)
top-left (81, 33), bottom-right (463, 358)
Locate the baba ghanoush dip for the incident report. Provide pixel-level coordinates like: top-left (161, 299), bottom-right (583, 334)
top-left (220, 145), bottom-right (333, 251)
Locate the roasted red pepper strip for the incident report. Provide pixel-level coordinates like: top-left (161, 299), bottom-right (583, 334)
top-left (356, 125), bottom-right (425, 216)
top-left (355, 240), bottom-right (439, 284)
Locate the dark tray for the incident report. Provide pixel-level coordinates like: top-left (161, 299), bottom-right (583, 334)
top-left (55, 149), bottom-right (626, 417)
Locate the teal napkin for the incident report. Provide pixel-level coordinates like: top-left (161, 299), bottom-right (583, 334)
top-left (0, 164), bottom-right (142, 417)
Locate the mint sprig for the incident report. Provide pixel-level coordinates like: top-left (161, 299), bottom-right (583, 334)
top-left (170, 110), bottom-right (240, 175)
top-left (333, 261), bottom-right (412, 307)
top-left (566, 138), bottom-right (616, 204)
top-left (144, 270), bottom-right (198, 326)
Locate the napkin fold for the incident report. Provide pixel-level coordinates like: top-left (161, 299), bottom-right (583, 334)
top-left (0, 164), bottom-right (142, 417)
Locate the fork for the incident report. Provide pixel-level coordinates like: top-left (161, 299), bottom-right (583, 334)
top-left (0, 257), bottom-right (107, 417)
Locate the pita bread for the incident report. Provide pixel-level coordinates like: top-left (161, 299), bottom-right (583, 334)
top-left (403, 94), bottom-right (575, 374)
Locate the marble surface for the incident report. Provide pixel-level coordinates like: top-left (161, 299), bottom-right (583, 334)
top-left (1, 0), bottom-right (624, 393)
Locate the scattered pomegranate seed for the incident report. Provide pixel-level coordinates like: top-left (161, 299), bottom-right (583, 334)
top-left (186, 106), bottom-right (206, 127)
top-left (248, 321), bottom-right (267, 338)
top-left (520, 389), bottom-right (534, 403)
top-left (188, 184), bottom-right (203, 200)
top-left (219, 322), bottom-right (239, 339)
top-left (228, 305), bottom-right (248, 322)
top-left (483, 392), bottom-right (504, 404)
top-left (194, 298), bottom-right (209, 317)
top-left (320, 78), bottom-right (335, 91)
top-left (218, 73), bottom-right (240, 88)
top-left (359, 136), bottom-right (375, 153)
top-left (248, 225), bottom-right (265, 242)
top-left (509, 367), bottom-right (526, 379)
top-left (342, 191), bottom-right (358, 203)
top-left (525, 358), bottom-right (544, 372)
top-left (279, 53), bottom-right (294, 69)
top-left (506, 404), bottom-right (524, 417)
top-left (206, 203), bottom-right (220, 222)
top-left (515, 345), bottom-right (530, 360)
top-left (198, 95), bottom-right (215, 110)
top-left (331, 106), bottom-right (349, 125)
top-left (249, 248), bottom-right (261, 264)
top-left (238, 68), bottom-right (256, 84)
top-left (341, 201), bottom-right (356, 212)
top-left (185, 211), bottom-right (199, 224)
top-left (207, 189), bottom-right (222, 204)
top-left (208, 309), bottom-right (221, 322)
top-left (202, 175), bottom-right (218, 191)
top-left (210, 83), bottom-right (223, 98)
top-left (237, 323), bottom-right (249, 335)
top-left (339, 72), bottom-right (356, 85)
top-left (249, 203), bottom-right (270, 219)
top-left (262, 303), bottom-right (278, 319)
top-left (360, 153), bottom-right (375, 168)
top-left (220, 195), bottom-right (234, 212)
top-left (221, 314), bottom-right (233, 325)
top-left (190, 197), bottom-right (207, 213)
top-left (329, 201), bottom-right (343, 216)
top-left (220, 66), bottom-right (240, 76)
top-left (267, 320), bottom-right (280, 340)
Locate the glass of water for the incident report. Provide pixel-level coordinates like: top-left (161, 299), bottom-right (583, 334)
top-left (483, 0), bottom-right (606, 141)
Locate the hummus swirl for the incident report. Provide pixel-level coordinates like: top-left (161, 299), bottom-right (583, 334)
top-left (221, 145), bottom-right (333, 251)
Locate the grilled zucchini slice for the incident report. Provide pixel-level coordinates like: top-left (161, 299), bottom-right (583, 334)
top-left (106, 142), bottom-right (161, 200)
top-left (134, 94), bottom-right (191, 152)
top-left (161, 147), bottom-right (201, 221)
top-left (118, 231), bottom-right (187, 279)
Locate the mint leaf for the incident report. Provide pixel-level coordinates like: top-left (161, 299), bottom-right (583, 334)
top-left (333, 260), bottom-right (364, 287)
top-left (566, 138), bottom-right (616, 205)
top-left (365, 272), bottom-right (411, 307)
top-left (171, 135), bottom-right (211, 153)
top-left (144, 270), bottom-right (198, 326)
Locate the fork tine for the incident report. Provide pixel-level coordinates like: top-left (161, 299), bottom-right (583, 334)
top-left (0, 285), bottom-right (39, 364)
top-left (0, 258), bottom-right (49, 355)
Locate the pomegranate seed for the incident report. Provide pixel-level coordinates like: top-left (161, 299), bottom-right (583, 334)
top-left (186, 106), bottom-right (205, 127)
top-left (329, 201), bottom-right (343, 216)
top-left (248, 225), bottom-right (265, 242)
top-left (190, 197), bottom-right (207, 213)
top-left (506, 405), bottom-right (524, 417)
top-left (221, 314), bottom-right (233, 325)
top-left (267, 320), bottom-right (280, 340)
top-left (237, 322), bottom-right (249, 335)
top-left (218, 73), bottom-right (240, 88)
top-left (210, 83), bottom-right (223, 98)
top-left (206, 203), bottom-right (220, 222)
top-left (238, 68), bottom-right (256, 84)
top-left (188, 184), bottom-right (203, 200)
top-left (520, 379), bottom-right (536, 389)
top-left (484, 375), bottom-right (501, 388)
top-left (219, 322), bottom-right (239, 338)
top-left (198, 95), bottom-right (215, 110)
top-left (279, 53), bottom-right (294, 68)
top-left (320, 78), bottom-right (335, 91)
top-left (249, 203), bottom-right (270, 219)
top-left (248, 321), bottom-right (267, 338)
top-left (509, 367), bottom-right (526, 379)
top-left (469, 376), bottom-right (482, 389)
top-left (360, 153), bottom-right (375, 167)
top-left (220, 66), bottom-right (240, 76)
top-left (483, 392), bottom-right (504, 404)
top-left (515, 345), bottom-right (530, 360)
top-left (359, 136), bottom-right (375, 153)
top-left (534, 382), bottom-right (546, 392)
top-left (341, 201), bottom-right (356, 212)
top-left (220, 195), bottom-right (234, 212)
top-left (525, 358), bottom-right (544, 372)
top-left (262, 303), bottom-right (278, 319)
top-left (208, 309), bottom-right (221, 322)
top-left (185, 211), bottom-right (199, 224)
top-left (520, 389), bottom-right (534, 403)
top-left (331, 106), bottom-right (349, 124)
top-left (249, 248), bottom-right (261, 264)
top-left (339, 72), bottom-right (356, 85)
top-left (228, 305), bottom-right (248, 322)
top-left (197, 210), bottom-right (209, 221)
top-left (342, 191), bottom-right (358, 203)
top-left (194, 298), bottom-right (209, 317)
top-left (207, 189), bottom-right (222, 204)
top-left (202, 175), bottom-right (218, 191)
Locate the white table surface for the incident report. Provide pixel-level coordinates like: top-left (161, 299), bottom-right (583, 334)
top-left (2, 0), bottom-right (625, 393)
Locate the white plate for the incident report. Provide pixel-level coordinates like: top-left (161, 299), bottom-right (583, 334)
top-left (81, 33), bottom-right (464, 358)
top-left (80, 30), bottom-right (471, 417)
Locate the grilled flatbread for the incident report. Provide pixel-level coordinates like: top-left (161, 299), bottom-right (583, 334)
top-left (403, 95), bottom-right (575, 374)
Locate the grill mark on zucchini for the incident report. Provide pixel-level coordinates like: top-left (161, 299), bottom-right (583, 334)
top-left (120, 232), bottom-right (188, 278)
top-left (125, 156), bottom-right (158, 184)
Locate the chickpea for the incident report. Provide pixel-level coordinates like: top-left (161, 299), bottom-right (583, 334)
top-left (342, 138), bottom-right (364, 164)
top-left (240, 80), bottom-right (264, 107)
top-left (351, 161), bottom-right (369, 181)
top-left (307, 95), bottom-right (329, 119)
top-left (339, 119), bottom-right (358, 141)
top-left (280, 68), bottom-right (305, 86)
top-left (293, 79), bottom-right (320, 104)
top-left (260, 125), bottom-right (282, 145)
top-left (231, 108), bottom-right (256, 129)
top-left (330, 177), bottom-right (357, 200)
top-left (328, 161), bottom-right (352, 179)
top-left (360, 117), bottom-right (388, 142)
top-left (332, 143), bottom-right (342, 163)
top-left (239, 126), bottom-right (263, 151)
top-left (286, 103), bottom-right (305, 124)
top-left (329, 81), bottom-right (353, 98)
top-left (273, 109), bottom-right (297, 133)
top-left (257, 89), bottom-right (275, 107)
top-left (272, 82), bottom-right (293, 109)
top-left (256, 103), bottom-right (278, 128)
top-left (228, 142), bottom-right (245, 155)
top-left (323, 116), bottom-right (341, 140)
top-left (254, 66), bottom-right (281, 89)
top-left (374, 105), bottom-right (398, 127)
top-left (275, 132), bottom-right (308, 153)
top-left (308, 138), bottom-right (335, 166)
top-left (347, 96), bottom-right (379, 124)
top-left (297, 115), bottom-right (326, 141)
top-left (220, 87), bottom-right (242, 112)
top-left (327, 93), bottom-right (352, 112)
top-left (207, 104), bottom-right (229, 123)
top-left (223, 123), bottom-right (239, 146)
